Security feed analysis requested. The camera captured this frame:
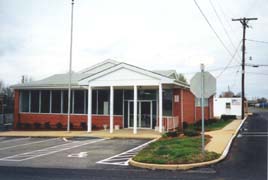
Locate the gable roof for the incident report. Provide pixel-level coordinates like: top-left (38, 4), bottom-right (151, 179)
top-left (11, 59), bottom-right (189, 89)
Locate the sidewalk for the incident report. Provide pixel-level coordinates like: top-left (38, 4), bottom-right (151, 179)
top-left (0, 129), bottom-right (161, 139)
top-left (205, 119), bottom-right (242, 154)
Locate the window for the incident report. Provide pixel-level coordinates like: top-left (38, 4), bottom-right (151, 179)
top-left (20, 90), bottom-right (29, 112)
top-left (92, 90), bottom-right (97, 114)
top-left (52, 91), bottom-right (61, 113)
top-left (97, 90), bottom-right (109, 115)
top-left (226, 102), bottom-right (231, 109)
top-left (124, 90), bottom-right (133, 100)
top-left (114, 90), bottom-right (123, 115)
top-left (31, 90), bottom-right (39, 113)
top-left (195, 98), bottom-right (208, 107)
top-left (74, 90), bottom-right (85, 114)
top-left (138, 90), bottom-right (156, 100)
top-left (62, 90), bottom-right (69, 113)
top-left (163, 89), bottom-right (173, 116)
top-left (41, 90), bottom-right (50, 113)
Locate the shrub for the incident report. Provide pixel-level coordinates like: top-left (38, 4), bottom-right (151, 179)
top-left (165, 131), bottom-right (178, 137)
top-left (162, 133), bottom-right (168, 138)
top-left (184, 129), bottom-right (199, 137)
top-left (16, 122), bottom-right (22, 129)
top-left (24, 123), bottom-right (31, 129)
top-left (70, 123), bottom-right (74, 129)
top-left (207, 118), bottom-right (218, 124)
top-left (44, 122), bottom-right (51, 129)
top-left (182, 122), bottom-right (189, 129)
top-left (92, 124), bottom-right (97, 130)
top-left (80, 122), bottom-right (87, 130)
top-left (195, 120), bottom-right (202, 127)
top-left (34, 123), bottom-right (42, 129)
top-left (56, 122), bottom-right (63, 129)
top-left (221, 115), bottom-right (236, 121)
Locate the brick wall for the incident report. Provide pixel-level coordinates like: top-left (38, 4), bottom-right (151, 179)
top-left (13, 90), bottom-right (20, 128)
top-left (16, 113), bottom-right (123, 130)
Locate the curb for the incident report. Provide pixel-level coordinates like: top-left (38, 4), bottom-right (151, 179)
top-left (129, 117), bottom-right (248, 170)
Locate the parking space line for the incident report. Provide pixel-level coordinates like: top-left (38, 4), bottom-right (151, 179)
top-left (0, 137), bottom-right (30, 144)
top-left (0, 138), bottom-right (60, 151)
top-left (96, 139), bottom-right (155, 166)
top-left (0, 138), bottom-right (107, 162)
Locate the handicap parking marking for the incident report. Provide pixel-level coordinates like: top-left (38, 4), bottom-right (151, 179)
top-left (0, 138), bottom-right (60, 151)
top-left (0, 138), bottom-right (107, 162)
top-left (96, 139), bottom-right (156, 166)
top-left (0, 137), bottom-right (31, 144)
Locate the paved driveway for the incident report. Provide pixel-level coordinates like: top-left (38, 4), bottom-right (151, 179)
top-left (0, 136), bottom-right (149, 170)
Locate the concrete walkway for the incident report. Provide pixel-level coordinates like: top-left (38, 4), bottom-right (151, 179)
top-left (205, 119), bottom-right (242, 154)
top-left (0, 129), bottom-right (161, 139)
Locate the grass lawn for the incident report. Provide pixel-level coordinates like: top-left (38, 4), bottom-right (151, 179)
top-left (133, 137), bottom-right (220, 164)
top-left (187, 119), bottom-right (233, 132)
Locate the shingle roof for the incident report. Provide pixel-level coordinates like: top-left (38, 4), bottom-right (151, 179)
top-left (11, 59), bottom-right (189, 89)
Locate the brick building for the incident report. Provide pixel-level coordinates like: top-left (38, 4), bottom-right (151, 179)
top-left (12, 60), bottom-right (214, 134)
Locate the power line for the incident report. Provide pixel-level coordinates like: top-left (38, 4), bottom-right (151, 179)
top-left (247, 72), bottom-right (268, 76)
top-left (209, 0), bottom-right (241, 64)
top-left (193, 0), bottom-right (236, 58)
top-left (209, 0), bottom-right (236, 49)
top-left (246, 39), bottom-right (268, 44)
top-left (214, 0), bottom-right (240, 39)
top-left (180, 65), bottom-right (240, 75)
top-left (216, 40), bottom-right (242, 79)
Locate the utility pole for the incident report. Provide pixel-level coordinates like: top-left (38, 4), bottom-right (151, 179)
top-left (232, 17), bottom-right (257, 119)
top-left (67, 0), bottom-right (74, 132)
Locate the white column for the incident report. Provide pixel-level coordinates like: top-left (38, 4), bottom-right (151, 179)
top-left (87, 85), bottom-right (92, 132)
top-left (159, 83), bottom-right (163, 133)
top-left (133, 85), bottom-right (138, 134)
top-left (110, 86), bottom-right (114, 133)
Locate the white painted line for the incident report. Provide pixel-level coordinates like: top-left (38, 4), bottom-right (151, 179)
top-left (0, 138), bottom-right (107, 162)
top-left (97, 139), bottom-right (156, 166)
top-left (0, 137), bottom-right (30, 144)
top-left (242, 132), bottom-right (268, 134)
top-left (0, 138), bottom-right (59, 151)
top-left (241, 134), bottom-right (268, 137)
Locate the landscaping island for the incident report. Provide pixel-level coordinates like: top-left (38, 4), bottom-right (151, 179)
top-left (133, 117), bottom-right (234, 165)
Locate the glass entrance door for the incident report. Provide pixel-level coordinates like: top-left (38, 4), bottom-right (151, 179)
top-left (128, 100), bottom-right (152, 128)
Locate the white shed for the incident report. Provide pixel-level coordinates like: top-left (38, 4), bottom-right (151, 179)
top-left (213, 97), bottom-right (242, 118)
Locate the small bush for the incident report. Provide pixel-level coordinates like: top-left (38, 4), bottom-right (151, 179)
top-left (56, 122), bottom-right (63, 129)
top-left (195, 120), bottom-right (202, 127)
top-left (184, 129), bottom-right (199, 137)
top-left (34, 123), bottom-right (42, 129)
top-left (183, 122), bottom-right (189, 129)
top-left (92, 124), bottom-right (97, 130)
top-left (221, 115), bottom-right (236, 121)
top-left (44, 122), bottom-right (51, 129)
top-left (207, 118), bottom-right (218, 124)
top-left (70, 123), bottom-right (74, 129)
top-left (165, 131), bottom-right (178, 137)
top-left (24, 123), bottom-right (31, 129)
top-left (16, 122), bottom-right (22, 129)
top-left (162, 133), bottom-right (168, 138)
top-left (80, 122), bottom-right (87, 130)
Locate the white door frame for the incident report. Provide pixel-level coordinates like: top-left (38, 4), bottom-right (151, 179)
top-left (127, 100), bottom-right (153, 129)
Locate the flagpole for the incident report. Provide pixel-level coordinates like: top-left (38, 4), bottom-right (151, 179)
top-left (67, 0), bottom-right (74, 132)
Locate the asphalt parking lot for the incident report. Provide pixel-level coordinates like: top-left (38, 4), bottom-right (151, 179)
top-left (0, 136), bottom-right (149, 170)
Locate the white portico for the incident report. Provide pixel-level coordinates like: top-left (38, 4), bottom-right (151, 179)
top-left (79, 62), bottom-right (185, 134)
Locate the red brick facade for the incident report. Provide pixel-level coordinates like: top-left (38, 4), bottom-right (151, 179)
top-left (172, 88), bottom-right (213, 126)
top-left (15, 113), bottom-right (123, 130)
top-left (14, 89), bottom-right (213, 130)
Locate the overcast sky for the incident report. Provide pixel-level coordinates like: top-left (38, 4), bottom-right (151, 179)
top-left (0, 0), bottom-right (267, 99)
